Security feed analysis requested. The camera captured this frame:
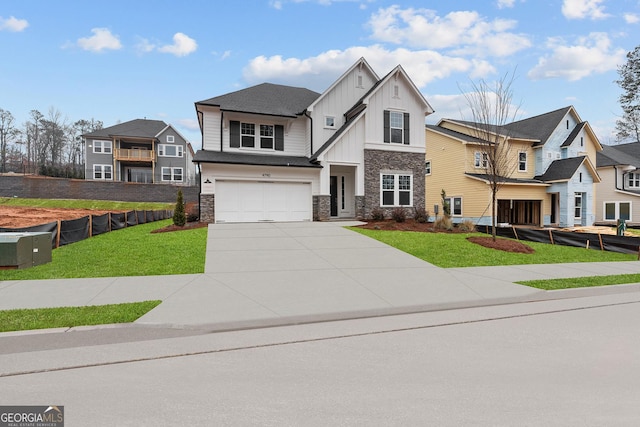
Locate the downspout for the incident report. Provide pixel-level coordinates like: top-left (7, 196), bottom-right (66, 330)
top-left (304, 110), bottom-right (313, 155)
top-left (197, 162), bottom-right (202, 221)
top-left (614, 165), bottom-right (620, 190)
top-left (220, 111), bottom-right (224, 152)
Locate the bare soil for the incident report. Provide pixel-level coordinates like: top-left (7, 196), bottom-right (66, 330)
top-left (355, 219), bottom-right (535, 254)
top-left (151, 222), bottom-right (208, 233)
top-left (0, 205), bottom-right (120, 228)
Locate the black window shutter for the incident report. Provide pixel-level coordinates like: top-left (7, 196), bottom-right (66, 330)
top-left (275, 125), bottom-right (284, 151)
top-left (383, 110), bottom-right (390, 143)
top-left (403, 113), bottom-right (410, 145)
top-left (230, 121), bottom-right (240, 148)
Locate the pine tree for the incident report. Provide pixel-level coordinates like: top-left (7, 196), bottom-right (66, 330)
top-left (615, 45), bottom-right (640, 142)
top-left (173, 189), bottom-right (186, 227)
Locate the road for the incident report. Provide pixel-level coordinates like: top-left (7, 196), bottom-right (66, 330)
top-left (1, 293), bottom-right (640, 426)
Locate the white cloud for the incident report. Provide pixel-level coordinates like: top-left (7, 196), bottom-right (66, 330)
top-left (496, 0), bottom-right (515, 9)
top-left (367, 6), bottom-right (530, 56)
top-left (624, 13), bottom-right (640, 24)
top-left (77, 28), bottom-right (122, 52)
top-left (135, 37), bottom-right (156, 54)
top-left (243, 45), bottom-right (488, 91)
top-left (527, 32), bottom-right (626, 81)
top-left (561, 0), bottom-right (609, 20)
top-left (0, 16), bottom-right (28, 32)
top-left (178, 118), bottom-right (200, 131)
top-left (158, 32), bottom-right (197, 57)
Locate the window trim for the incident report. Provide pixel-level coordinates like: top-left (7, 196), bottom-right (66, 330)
top-left (383, 110), bottom-right (410, 145)
top-left (158, 144), bottom-right (184, 157)
top-left (324, 116), bottom-right (336, 129)
top-left (425, 160), bottom-right (432, 176)
top-left (604, 201), bottom-right (631, 221)
top-left (230, 120), bottom-right (284, 151)
top-left (93, 164), bottom-right (112, 180)
top-left (93, 140), bottom-right (112, 154)
top-left (166, 135), bottom-right (175, 143)
top-left (627, 172), bottom-right (640, 188)
top-left (474, 152), bottom-right (488, 169)
top-left (161, 167), bottom-right (183, 182)
top-left (380, 172), bottom-right (413, 207)
top-left (445, 196), bottom-right (462, 217)
top-left (574, 193), bottom-right (583, 220)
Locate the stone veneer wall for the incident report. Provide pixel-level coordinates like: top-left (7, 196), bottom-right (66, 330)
top-left (363, 149), bottom-right (426, 219)
top-left (199, 194), bottom-right (215, 223)
top-left (355, 195), bottom-right (365, 220)
top-left (313, 195), bottom-right (331, 221)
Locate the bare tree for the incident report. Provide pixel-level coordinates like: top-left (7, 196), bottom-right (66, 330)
top-left (615, 45), bottom-right (640, 142)
top-left (0, 108), bottom-right (18, 173)
top-left (461, 72), bottom-right (521, 240)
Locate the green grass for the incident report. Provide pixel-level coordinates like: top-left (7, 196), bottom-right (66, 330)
top-left (0, 197), bottom-right (172, 211)
top-left (517, 274), bottom-right (640, 290)
top-left (350, 228), bottom-right (637, 268)
top-left (0, 300), bottom-right (162, 332)
top-left (0, 219), bottom-right (207, 280)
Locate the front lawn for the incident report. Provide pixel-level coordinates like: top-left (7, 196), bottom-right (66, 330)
top-left (517, 274), bottom-right (640, 290)
top-left (0, 219), bottom-right (207, 280)
top-left (350, 228), bottom-right (636, 268)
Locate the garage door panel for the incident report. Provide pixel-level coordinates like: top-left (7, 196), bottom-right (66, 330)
top-left (216, 181), bottom-right (311, 223)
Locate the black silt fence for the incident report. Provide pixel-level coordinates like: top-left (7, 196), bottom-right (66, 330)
top-left (478, 225), bottom-right (640, 255)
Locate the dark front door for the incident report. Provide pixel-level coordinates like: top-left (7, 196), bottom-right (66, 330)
top-left (330, 176), bottom-right (338, 216)
top-left (550, 193), bottom-right (557, 224)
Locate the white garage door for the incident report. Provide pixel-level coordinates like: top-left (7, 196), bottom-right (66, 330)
top-left (216, 181), bottom-right (312, 223)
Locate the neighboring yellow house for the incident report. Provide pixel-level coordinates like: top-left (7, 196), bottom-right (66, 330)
top-left (425, 106), bottom-right (602, 227)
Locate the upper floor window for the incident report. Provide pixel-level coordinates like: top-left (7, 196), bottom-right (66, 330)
top-left (518, 151), bottom-right (527, 172)
top-left (474, 152), bottom-right (488, 169)
top-left (324, 116), bottom-right (336, 129)
top-left (166, 135), bottom-right (174, 143)
top-left (384, 110), bottom-right (409, 144)
top-left (628, 172), bottom-right (640, 188)
top-left (158, 144), bottom-right (183, 157)
top-left (93, 140), bottom-right (112, 154)
top-left (230, 120), bottom-right (284, 151)
top-left (425, 160), bottom-right (431, 175)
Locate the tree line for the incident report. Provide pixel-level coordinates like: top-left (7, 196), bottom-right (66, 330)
top-left (0, 107), bottom-right (103, 178)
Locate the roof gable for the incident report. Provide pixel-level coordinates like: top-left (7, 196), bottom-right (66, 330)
top-left (504, 106), bottom-right (573, 145)
top-left (196, 83), bottom-right (320, 117)
top-left (83, 119), bottom-right (168, 139)
top-left (598, 143), bottom-right (640, 168)
top-left (534, 155), bottom-right (600, 183)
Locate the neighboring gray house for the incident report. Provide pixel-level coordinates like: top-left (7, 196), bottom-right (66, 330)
top-left (83, 119), bottom-right (196, 185)
top-left (596, 142), bottom-right (640, 224)
top-left (193, 57), bottom-right (434, 223)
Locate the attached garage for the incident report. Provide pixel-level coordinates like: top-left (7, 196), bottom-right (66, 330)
top-left (215, 180), bottom-right (312, 223)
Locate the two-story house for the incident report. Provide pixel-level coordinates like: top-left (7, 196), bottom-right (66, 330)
top-left (596, 142), bottom-right (640, 224)
top-left (193, 57), bottom-right (434, 223)
top-left (84, 119), bottom-right (196, 185)
top-left (426, 106), bottom-right (601, 227)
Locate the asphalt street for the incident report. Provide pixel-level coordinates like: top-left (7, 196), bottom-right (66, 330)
top-left (2, 292), bottom-right (640, 426)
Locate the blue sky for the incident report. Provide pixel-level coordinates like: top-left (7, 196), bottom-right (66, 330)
top-left (1, 0), bottom-right (639, 149)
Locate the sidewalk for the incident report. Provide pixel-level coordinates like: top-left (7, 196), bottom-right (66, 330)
top-left (1, 221), bottom-right (640, 332)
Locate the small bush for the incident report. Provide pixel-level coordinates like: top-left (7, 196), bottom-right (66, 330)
top-left (457, 220), bottom-right (476, 232)
top-left (413, 207), bottom-right (430, 223)
top-left (433, 216), bottom-right (453, 231)
top-left (173, 189), bottom-right (186, 227)
top-left (391, 207), bottom-right (406, 223)
top-left (370, 207), bottom-right (385, 221)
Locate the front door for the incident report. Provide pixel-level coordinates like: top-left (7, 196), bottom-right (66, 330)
top-left (330, 176), bottom-right (338, 216)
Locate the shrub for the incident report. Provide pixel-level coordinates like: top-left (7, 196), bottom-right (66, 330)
top-left (457, 220), bottom-right (476, 232)
top-left (391, 207), bottom-right (406, 223)
top-left (172, 189), bottom-right (186, 227)
top-left (433, 216), bottom-right (453, 231)
top-left (413, 207), bottom-right (430, 223)
top-left (370, 207), bottom-right (385, 221)
top-left (185, 202), bottom-right (199, 222)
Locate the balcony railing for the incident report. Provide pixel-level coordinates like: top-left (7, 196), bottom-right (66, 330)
top-left (114, 148), bottom-right (154, 162)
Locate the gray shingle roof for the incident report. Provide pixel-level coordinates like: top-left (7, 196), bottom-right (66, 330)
top-left (196, 83), bottom-right (321, 117)
top-left (464, 173), bottom-right (546, 185)
top-left (560, 122), bottom-right (586, 147)
top-left (192, 150), bottom-right (321, 168)
top-left (504, 106), bottom-right (572, 145)
top-left (597, 143), bottom-right (640, 168)
top-left (426, 124), bottom-right (488, 144)
top-left (534, 156), bottom-right (585, 182)
top-left (83, 119), bottom-right (167, 139)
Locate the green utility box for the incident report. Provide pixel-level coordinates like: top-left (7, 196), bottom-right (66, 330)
top-left (0, 232), bottom-right (52, 269)
top-left (617, 219), bottom-right (627, 236)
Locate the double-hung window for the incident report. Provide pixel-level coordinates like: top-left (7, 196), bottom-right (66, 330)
top-left (383, 110), bottom-right (410, 144)
top-left (93, 164), bottom-right (112, 180)
top-left (628, 172), bottom-right (640, 188)
top-left (158, 144), bottom-right (183, 157)
top-left (381, 173), bottom-right (412, 206)
top-left (241, 123), bottom-right (255, 148)
top-left (93, 140), bottom-right (112, 154)
top-left (162, 167), bottom-right (183, 182)
top-left (230, 121), bottom-right (285, 151)
top-left (574, 193), bottom-right (583, 219)
top-left (474, 152), bottom-right (488, 169)
top-left (260, 125), bottom-right (274, 149)
top-left (518, 151), bottom-right (527, 172)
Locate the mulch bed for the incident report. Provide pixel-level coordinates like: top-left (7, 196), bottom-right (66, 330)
top-left (355, 219), bottom-right (535, 254)
top-left (150, 222), bottom-right (209, 233)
